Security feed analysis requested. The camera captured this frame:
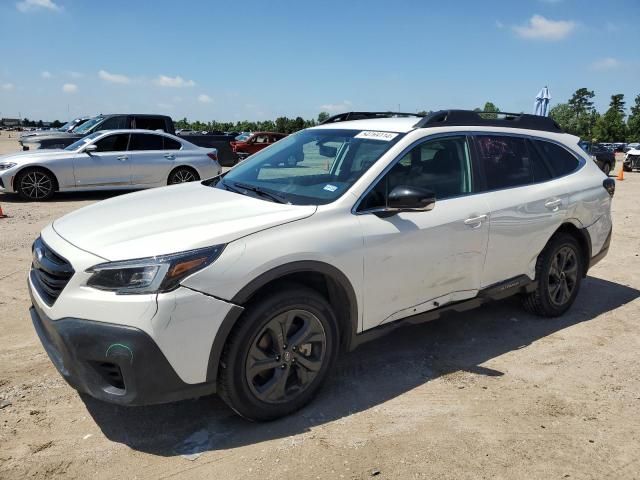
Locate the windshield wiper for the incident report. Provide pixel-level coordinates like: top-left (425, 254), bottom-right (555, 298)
top-left (223, 180), bottom-right (289, 204)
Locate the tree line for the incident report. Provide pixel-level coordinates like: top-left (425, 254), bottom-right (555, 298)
top-left (548, 89), bottom-right (639, 143)
top-left (17, 90), bottom-right (640, 142)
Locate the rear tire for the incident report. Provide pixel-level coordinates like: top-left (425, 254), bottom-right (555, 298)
top-left (15, 168), bottom-right (56, 201)
top-left (523, 233), bottom-right (584, 317)
top-left (168, 167), bottom-right (199, 185)
top-left (218, 285), bottom-right (339, 421)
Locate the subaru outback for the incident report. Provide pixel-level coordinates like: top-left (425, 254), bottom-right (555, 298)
top-left (28, 110), bottom-right (613, 420)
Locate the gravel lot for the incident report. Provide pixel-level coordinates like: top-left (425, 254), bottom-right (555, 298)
top-left (1, 130), bottom-right (639, 479)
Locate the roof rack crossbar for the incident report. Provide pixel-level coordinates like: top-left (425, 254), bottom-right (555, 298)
top-left (320, 111), bottom-right (425, 125)
top-left (413, 110), bottom-right (562, 133)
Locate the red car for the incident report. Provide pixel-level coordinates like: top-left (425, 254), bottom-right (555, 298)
top-left (231, 132), bottom-right (287, 160)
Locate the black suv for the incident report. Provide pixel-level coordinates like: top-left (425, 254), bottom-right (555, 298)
top-left (20, 114), bottom-right (175, 151)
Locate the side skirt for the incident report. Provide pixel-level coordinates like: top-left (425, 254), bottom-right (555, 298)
top-left (348, 275), bottom-right (534, 351)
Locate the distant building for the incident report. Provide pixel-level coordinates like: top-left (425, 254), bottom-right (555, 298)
top-left (1, 118), bottom-right (21, 127)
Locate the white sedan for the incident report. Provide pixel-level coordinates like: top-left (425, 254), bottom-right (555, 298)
top-left (0, 129), bottom-right (221, 200)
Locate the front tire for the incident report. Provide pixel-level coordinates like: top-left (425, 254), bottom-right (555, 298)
top-left (15, 168), bottom-right (56, 201)
top-left (523, 233), bottom-right (584, 317)
top-left (218, 285), bottom-right (339, 421)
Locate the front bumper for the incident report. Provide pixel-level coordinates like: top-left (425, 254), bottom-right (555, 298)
top-left (30, 296), bottom-right (218, 405)
top-left (624, 154), bottom-right (640, 169)
top-left (28, 225), bottom-right (244, 405)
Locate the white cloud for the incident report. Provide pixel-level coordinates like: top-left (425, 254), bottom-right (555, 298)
top-left (1, 83), bottom-right (15, 91)
top-left (98, 69), bottom-right (131, 84)
top-left (590, 57), bottom-right (621, 71)
top-left (16, 0), bottom-right (60, 13)
top-left (154, 75), bottom-right (195, 88)
top-left (62, 83), bottom-right (77, 93)
top-left (41, 70), bottom-right (52, 79)
top-left (320, 100), bottom-right (352, 113)
top-left (513, 14), bottom-right (576, 41)
top-left (197, 94), bottom-right (212, 103)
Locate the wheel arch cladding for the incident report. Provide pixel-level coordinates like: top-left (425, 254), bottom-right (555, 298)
top-left (552, 222), bottom-right (591, 276)
top-left (16, 166), bottom-right (59, 191)
top-left (206, 261), bottom-right (358, 383)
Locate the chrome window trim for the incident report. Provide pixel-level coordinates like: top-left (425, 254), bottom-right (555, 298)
top-left (352, 130), bottom-right (587, 215)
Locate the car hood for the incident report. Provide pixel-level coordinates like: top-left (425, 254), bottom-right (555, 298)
top-left (21, 132), bottom-right (80, 144)
top-left (52, 182), bottom-right (317, 261)
top-left (627, 148), bottom-right (640, 155)
top-left (0, 149), bottom-right (70, 164)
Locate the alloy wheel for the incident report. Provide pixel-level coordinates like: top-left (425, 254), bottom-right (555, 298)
top-left (170, 169), bottom-right (196, 184)
top-left (20, 171), bottom-right (53, 199)
top-left (245, 309), bottom-right (326, 404)
top-left (548, 245), bottom-right (578, 306)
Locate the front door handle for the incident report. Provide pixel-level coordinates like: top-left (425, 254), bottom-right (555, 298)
top-left (464, 214), bottom-right (488, 227)
top-left (544, 199), bottom-right (562, 211)
top-left (117, 155), bottom-right (128, 162)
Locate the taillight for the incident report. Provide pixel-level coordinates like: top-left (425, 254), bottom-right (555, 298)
top-left (207, 151), bottom-right (218, 162)
top-left (603, 178), bottom-right (615, 197)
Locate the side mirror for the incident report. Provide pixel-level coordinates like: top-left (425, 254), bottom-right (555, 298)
top-left (84, 144), bottom-right (97, 154)
top-left (387, 185), bottom-right (436, 212)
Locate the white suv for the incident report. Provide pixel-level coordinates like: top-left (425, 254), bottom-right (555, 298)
top-left (29, 110), bottom-right (614, 420)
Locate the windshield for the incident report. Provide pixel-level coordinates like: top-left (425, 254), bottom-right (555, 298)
top-left (74, 117), bottom-right (103, 134)
top-left (218, 128), bottom-right (403, 205)
top-left (64, 131), bottom-right (102, 151)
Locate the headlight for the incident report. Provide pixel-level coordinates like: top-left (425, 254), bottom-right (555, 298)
top-left (0, 162), bottom-right (17, 170)
top-left (86, 245), bottom-right (224, 294)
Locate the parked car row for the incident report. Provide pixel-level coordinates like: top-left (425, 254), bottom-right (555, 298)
top-left (579, 141), bottom-right (616, 175)
top-left (623, 145), bottom-right (640, 172)
top-left (1, 129), bottom-right (221, 200)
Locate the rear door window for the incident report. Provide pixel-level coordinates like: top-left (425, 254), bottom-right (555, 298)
top-left (531, 140), bottom-right (580, 177)
top-left (474, 135), bottom-right (535, 190)
top-left (163, 137), bottom-right (182, 150)
top-left (135, 117), bottom-right (167, 131)
top-left (129, 133), bottom-right (164, 151)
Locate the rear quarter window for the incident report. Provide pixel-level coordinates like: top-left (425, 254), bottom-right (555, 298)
top-left (532, 140), bottom-right (580, 177)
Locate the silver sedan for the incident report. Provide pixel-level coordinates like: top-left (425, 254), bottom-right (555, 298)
top-left (0, 129), bottom-right (221, 200)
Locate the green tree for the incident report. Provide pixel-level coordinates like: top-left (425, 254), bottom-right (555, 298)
top-left (482, 102), bottom-right (500, 119)
top-left (626, 94), bottom-right (640, 142)
top-left (593, 94), bottom-right (627, 142)
top-left (175, 117), bottom-right (190, 129)
top-left (51, 120), bottom-right (62, 128)
top-left (550, 103), bottom-right (577, 133)
top-left (567, 88), bottom-right (597, 138)
top-left (317, 112), bottom-right (330, 123)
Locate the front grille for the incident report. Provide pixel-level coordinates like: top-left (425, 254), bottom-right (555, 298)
top-left (629, 155), bottom-right (640, 169)
top-left (30, 237), bottom-right (74, 306)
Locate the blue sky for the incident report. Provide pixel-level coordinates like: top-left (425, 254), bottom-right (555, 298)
top-left (0, 0), bottom-right (638, 122)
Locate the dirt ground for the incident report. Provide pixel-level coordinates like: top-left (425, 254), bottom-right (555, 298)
top-left (0, 130), bottom-right (639, 480)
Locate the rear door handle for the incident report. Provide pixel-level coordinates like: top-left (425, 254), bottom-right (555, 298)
top-left (164, 154), bottom-right (175, 160)
top-left (544, 199), bottom-right (562, 210)
top-left (117, 156), bottom-right (128, 162)
top-left (464, 214), bottom-right (488, 227)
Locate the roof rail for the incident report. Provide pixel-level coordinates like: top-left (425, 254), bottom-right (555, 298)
top-left (320, 111), bottom-right (425, 125)
top-left (413, 110), bottom-right (563, 133)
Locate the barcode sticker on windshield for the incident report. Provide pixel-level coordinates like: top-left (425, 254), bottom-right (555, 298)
top-left (355, 131), bottom-right (398, 141)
